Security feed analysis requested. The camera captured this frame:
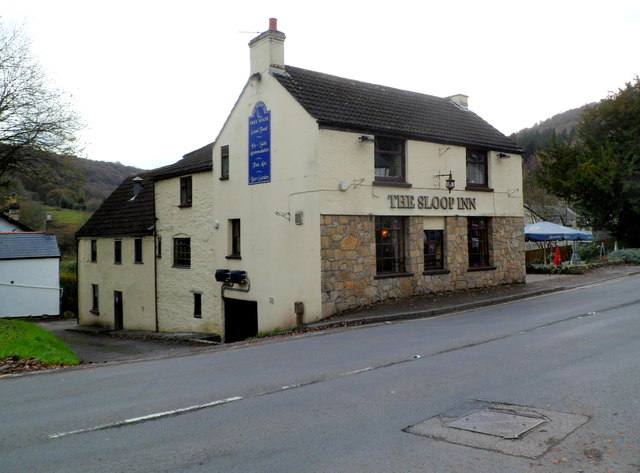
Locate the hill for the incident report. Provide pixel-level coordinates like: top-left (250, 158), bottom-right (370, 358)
top-left (509, 106), bottom-right (589, 160)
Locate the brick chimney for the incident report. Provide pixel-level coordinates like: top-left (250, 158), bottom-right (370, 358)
top-left (249, 18), bottom-right (286, 76)
top-left (45, 213), bottom-right (55, 235)
top-left (448, 94), bottom-right (469, 111)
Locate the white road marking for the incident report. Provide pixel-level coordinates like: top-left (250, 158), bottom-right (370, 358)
top-left (48, 396), bottom-right (242, 439)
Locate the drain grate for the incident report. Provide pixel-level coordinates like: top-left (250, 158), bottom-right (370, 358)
top-left (443, 408), bottom-right (547, 439)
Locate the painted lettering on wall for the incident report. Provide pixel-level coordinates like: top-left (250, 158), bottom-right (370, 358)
top-left (248, 102), bottom-right (271, 185)
top-left (388, 194), bottom-right (476, 210)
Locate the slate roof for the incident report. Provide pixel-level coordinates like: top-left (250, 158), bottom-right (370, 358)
top-left (76, 143), bottom-right (213, 238)
top-left (0, 213), bottom-right (33, 232)
top-left (0, 233), bottom-right (60, 260)
top-left (274, 66), bottom-right (522, 153)
top-left (153, 142), bottom-right (213, 181)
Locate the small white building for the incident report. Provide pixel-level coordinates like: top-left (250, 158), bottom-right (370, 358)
top-left (0, 217), bottom-right (61, 317)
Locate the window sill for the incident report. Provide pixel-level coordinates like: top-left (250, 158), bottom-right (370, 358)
top-left (465, 186), bottom-right (494, 192)
top-left (172, 265), bottom-right (191, 269)
top-left (372, 181), bottom-right (413, 189)
top-left (178, 203), bottom-right (192, 208)
top-left (374, 272), bottom-right (414, 280)
top-left (423, 269), bottom-right (450, 276)
top-left (219, 176), bottom-right (229, 181)
top-left (90, 309), bottom-right (100, 315)
top-left (467, 265), bottom-right (496, 272)
top-left (225, 254), bottom-right (241, 260)
top-left (114, 262), bottom-right (122, 265)
top-left (134, 261), bottom-right (143, 264)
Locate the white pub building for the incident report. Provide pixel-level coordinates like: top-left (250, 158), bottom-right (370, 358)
top-left (77, 19), bottom-right (525, 342)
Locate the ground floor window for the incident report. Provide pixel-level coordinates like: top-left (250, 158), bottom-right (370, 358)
top-left (375, 216), bottom-right (406, 274)
top-left (91, 284), bottom-right (99, 314)
top-left (424, 230), bottom-right (444, 270)
top-left (193, 292), bottom-right (202, 318)
top-left (468, 217), bottom-right (490, 267)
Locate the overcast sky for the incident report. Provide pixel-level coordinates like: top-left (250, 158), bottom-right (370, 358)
top-left (2, 0), bottom-right (639, 170)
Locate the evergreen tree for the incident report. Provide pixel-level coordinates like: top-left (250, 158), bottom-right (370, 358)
top-left (537, 77), bottom-right (640, 245)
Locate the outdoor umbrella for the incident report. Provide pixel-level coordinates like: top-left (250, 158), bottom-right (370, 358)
top-left (524, 221), bottom-right (594, 242)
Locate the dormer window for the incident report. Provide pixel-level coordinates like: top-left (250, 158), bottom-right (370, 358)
top-left (180, 176), bottom-right (192, 207)
top-left (374, 137), bottom-right (406, 184)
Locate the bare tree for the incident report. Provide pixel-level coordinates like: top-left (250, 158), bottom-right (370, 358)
top-left (0, 20), bottom-right (83, 186)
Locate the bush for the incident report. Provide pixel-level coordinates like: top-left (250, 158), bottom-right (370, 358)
top-left (608, 248), bottom-right (640, 264)
top-left (578, 242), bottom-right (601, 262)
top-left (60, 271), bottom-right (77, 316)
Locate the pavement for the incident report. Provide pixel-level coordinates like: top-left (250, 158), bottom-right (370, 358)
top-left (35, 264), bottom-right (640, 364)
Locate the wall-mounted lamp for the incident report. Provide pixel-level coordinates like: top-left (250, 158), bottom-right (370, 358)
top-left (497, 152), bottom-right (511, 158)
top-left (435, 171), bottom-right (456, 193)
top-left (358, 135), bottom-right (375, 143)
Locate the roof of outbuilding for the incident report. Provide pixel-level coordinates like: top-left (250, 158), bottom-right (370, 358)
top-left (76, 143), bottom-right (213, 238)
top-left (0, 213), bottom-right (33, 232)
top-left (274, 66), bottom-right (522, 153)
top-left (0, 232), bottom-right (60, 260)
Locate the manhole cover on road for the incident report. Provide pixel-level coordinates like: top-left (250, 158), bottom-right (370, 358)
top-left (406, 401), bottom-right (589, 459)
top-left (444, 408), bottom-right (547, 439)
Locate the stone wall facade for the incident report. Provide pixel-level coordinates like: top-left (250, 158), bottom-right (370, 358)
top-left (320, 215), bottom-right (525, 318)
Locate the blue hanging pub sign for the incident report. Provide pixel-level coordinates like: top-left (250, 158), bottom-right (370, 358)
top-left (248, 101), bottom-right (271, 185)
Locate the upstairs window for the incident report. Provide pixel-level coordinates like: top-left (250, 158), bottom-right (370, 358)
top-left (220, 145), bottom-right (229, 180)
top-left (173, 238), bottom-right (191, 268)
top-left (180, 176), bottom-right (192, 207)
top-left (134, 238), bottom-right (143, 264)
top-left (466, 149), bottom-right (488, 188)
top-left (114, 240), bottom-right (122, 264)
top-left (374, 137), bottom-right (406, 183)
top-left (424, 230), bottom-right (444, 270)
top-left (90, 239), bottom-right (97, 262)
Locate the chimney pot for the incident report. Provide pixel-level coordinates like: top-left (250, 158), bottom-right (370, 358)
top-left (269, 18), bottom-right (277, 31)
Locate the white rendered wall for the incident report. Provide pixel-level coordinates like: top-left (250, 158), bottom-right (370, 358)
top-left (77, 236), bottom-right (156, 330)
top-left (155, 171), bottom-right (218, 333)
top-left (210, 73), bottom-right (324, 336)
top-left (0, 258), bottom-right (60, 317)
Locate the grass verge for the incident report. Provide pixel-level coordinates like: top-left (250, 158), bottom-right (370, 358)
top-left (0, 319), bottom-right (80, 366)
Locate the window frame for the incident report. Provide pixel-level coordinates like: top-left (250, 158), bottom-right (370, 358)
top-left (375, 216), bottom-right (409, 276)
top-left (220, 145), bottom-right (229, 180)
top-left (173, 237), bottom-right (191, 268)
top-left (374, 136), bottom-right (406, 184)
top-left (91, 284), bottom-right (99, 314)
top-left (466, 148), bottom-right (489, 189)
top-left (134, 238), bottom-right (143, 264)
top-left (467, 217), bottom-right (491, 268)
top-left (180, 176), bottom-right (193, 207)
top-left (90, 239), bottom-right (97, 263)
top-left (227, 219), bottom-right (241, 259)
top-left (114, 240), bottom-right (122, 264)
top-left (423, 230), bottom-right (444, 271)
top-left (193, 292), bottom-right (202, 318)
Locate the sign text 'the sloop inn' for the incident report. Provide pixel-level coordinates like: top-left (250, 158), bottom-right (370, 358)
top-left (388, 194), bottom-right (477, 210)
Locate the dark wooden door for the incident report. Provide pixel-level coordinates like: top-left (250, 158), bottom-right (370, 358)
top-left (113, 291), bottom-right (123, 330)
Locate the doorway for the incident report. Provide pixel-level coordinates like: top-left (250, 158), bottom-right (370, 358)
top-left (224, 298), bottom-right (258, 343)
top-left (114, 291), bottom-right (123, 330)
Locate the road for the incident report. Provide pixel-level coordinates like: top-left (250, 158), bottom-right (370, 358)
top-left (1, 276), bottom-right (639, 472)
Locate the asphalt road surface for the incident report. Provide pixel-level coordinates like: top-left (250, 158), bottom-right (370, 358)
top-left (2, 276), bottom-right (639, 472)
